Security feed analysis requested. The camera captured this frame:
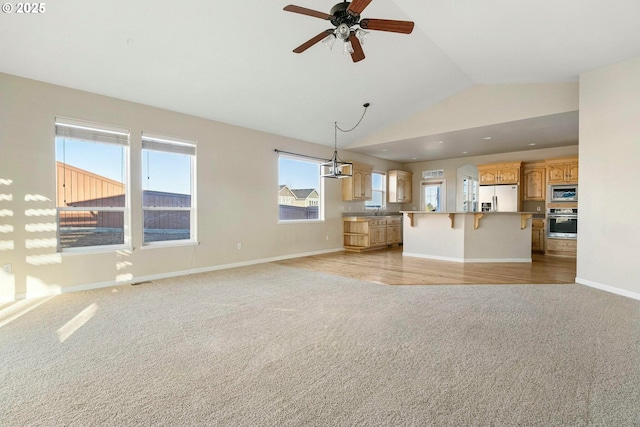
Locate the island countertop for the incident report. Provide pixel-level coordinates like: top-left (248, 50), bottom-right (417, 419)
top-left (400, 211), bottom-right (538, 230)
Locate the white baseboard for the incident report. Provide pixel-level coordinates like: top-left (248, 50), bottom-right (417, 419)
top-left (576, 277), bottom-right (640, 301)
top-left (9, 248), bottom-right (344, 302)
top-left (403, 252), bottom-right (531, 263)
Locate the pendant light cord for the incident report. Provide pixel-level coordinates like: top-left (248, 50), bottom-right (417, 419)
top-left (334, 102), bottom-right (370, 155)
top-left (335, 102), bottom-right (369, 133)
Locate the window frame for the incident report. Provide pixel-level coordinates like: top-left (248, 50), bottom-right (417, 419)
top-left (55, 117), bottom-right (131, 253)
top-left (277, 153), bottom-right (324, 223)
top-left (141, 132), bottom-right (197, 247)
top-left (420, 179), bottom-right (447, 212)
top-left (365, 171), bottom-right (386, 210)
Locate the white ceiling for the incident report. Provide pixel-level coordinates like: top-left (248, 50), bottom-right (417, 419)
top-left (1, 0), bottom-right (640, 161)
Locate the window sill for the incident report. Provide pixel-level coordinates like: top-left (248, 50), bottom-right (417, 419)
top-left (278, 220), bottom-right (325, 225)
top-left (141, 240), bottom-right (199, 250)
top-left (59, 244), bottom-right (133, 256)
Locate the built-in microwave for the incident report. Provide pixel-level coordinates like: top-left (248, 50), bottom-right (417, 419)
top-left (549, 184), bottom-right (578, 202)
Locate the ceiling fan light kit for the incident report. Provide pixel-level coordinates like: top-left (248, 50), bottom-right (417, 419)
top-left (284, 1), bottom-right (414, 63)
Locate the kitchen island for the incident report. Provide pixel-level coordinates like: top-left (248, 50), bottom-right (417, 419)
top-left (401, 211), bottom-right (534, 263)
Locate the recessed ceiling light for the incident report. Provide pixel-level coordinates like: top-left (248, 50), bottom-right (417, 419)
top-left (462, 151), bottom-right (468, 154)
top-left (482, 136), bottom-right (492, 140)
top-left (412, 157), bottom-right (417, 160)
top-left (528, 143), bottom-right (536, 146)
top-left (437, 141), bottom-right (444, 144)
top-left (382, 149), bottom-right (388, 152)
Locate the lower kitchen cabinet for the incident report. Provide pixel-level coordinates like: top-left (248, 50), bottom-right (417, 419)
top-left (531, 219), bottom-right (545, 252)
top-left (386, 217), bottom-right (402, 245)
top-left (545, 238), bottom-right (577, 257)
top-left (343, 216), bottom-right (402, 252)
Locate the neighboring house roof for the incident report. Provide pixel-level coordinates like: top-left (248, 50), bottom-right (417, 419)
top-left (290, 189), bottom-right (318, 199)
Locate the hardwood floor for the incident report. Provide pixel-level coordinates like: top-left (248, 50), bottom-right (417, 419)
top-left (275, 246), bottom-right (577, 285)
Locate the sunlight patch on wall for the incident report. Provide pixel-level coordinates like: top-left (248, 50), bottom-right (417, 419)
top-left (0, 240), bottom-right (14, 251)
top-left (25, 238), bottom-right (58, 249)
top-left (0, 179), bottom-right (12, 186)
top-left (26, 254), bottom-right (62, 266)
top-left (25, 223), bottom-right (57, 232)
top-left (0, 270), bottom-right (15, 301)
top-left (57, 303), bottom-right (99, 343)
top-left (116, 261), bottom-right (132, 271)
top-left (0, 296), bottom-right (55, 329)
top-left (0, 225), bottom-right (14, 233)
top-left (25, 275), bottom-right (61, 298)
top-left (0, 210), bottom-right (13, 217)
top-left (116, 273), bottom-right (133, 282)
top-left (24, 194), bottom-right (51, 202)
top-left (25, 209), bottom-right (57, 217)
top-left (0, 194), bottom-right (12, 202)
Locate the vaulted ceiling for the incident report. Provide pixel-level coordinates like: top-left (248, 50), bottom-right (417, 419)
top-left (2, 0), bottom-right (639, 161)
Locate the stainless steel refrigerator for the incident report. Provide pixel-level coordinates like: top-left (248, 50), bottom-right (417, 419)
top-left (479, 184), bottom-right (519, 212)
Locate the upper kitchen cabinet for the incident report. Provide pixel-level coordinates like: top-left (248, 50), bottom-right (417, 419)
top-left (522, 162), bottom-right (546, 201)
top-left (545, 157), bottom-right (578, 184)
top-left (387, 170), bottom-right (413, 203)
top-left (342, 162), bottom-right (373, 201)
top-left (477, 161), bottom-right (522, 185)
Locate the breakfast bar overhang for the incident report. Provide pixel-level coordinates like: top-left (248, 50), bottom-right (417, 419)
top-left (401, 211), bottom-right (534, 263)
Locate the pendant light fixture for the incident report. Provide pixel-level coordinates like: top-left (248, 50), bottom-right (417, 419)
top-left (321, 102), bottom-right (370, 179)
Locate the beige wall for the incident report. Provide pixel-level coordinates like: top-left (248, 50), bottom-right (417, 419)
top-left (576, 56), bottom-right (640, 298)
top-left (351, 83), bottom-right (579, 148)
top-left (0, 72), bottom-right (401, 300)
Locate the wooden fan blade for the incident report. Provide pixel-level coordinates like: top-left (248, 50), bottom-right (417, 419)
top-left (293, 30), bottom-right (334, 53)
top-left (360, 18), bottom-right (415, 34)
top-left (347, 0), bottom-right (372, 15)
top-left (350, 35), bottom-right (365, 63)
top-left (283, 5), bottom-right (333, 20)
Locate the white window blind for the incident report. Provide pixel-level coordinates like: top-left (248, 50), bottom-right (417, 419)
top-left (55, 118), bottom-right (129, 146)
top-left (141, 132), bottom-right (196, 156)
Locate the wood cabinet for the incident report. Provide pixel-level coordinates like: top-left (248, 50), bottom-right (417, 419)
top-left (477, 161), bottom-right (522, 185)
top-left (387, 170), bottom-right (413, 203)
top-left (386, 217), bottom-right (402, 245)
top-left (531, 219), bottom-right (545, 252)
top-left (369, 219), bottom-right (387, 246)
top-left (342, 162), bottom-right (373, 201)
top-left (546, 238), bottom-right (577, 257)
top-left (522, 162), bottom-right (546, 201)
top-left (343, 216), bottom-right (402, 251)
top-left (545, 157), bottom-right (578, 184)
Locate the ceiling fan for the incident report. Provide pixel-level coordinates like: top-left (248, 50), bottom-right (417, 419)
top-left (283, 0), bottom-right (415, 63)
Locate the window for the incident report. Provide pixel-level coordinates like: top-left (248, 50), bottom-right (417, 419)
top-left (421, 180), bottom-right (446, 212)
top-left (462, 176), bottom-right (479, 212)
top-left (365, 172), bottom-right (386, 209)
top-left (55, 118), bottom-right (129, 251)
top-left (278, 155), bottom-right (323, 222)
top-left (142, 132), bottom-right (196, 244)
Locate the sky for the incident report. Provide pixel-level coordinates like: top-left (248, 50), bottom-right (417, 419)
top-left (56, 138), bottom-right (191, 195)
top-left (278, 157), bottom-right (321, 191)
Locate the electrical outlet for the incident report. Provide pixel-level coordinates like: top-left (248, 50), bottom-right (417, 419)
top-left (237, 243), bottom-right (242, 250)
top-left (326, 235), bottom-right (329, 241)
top-left (537, 206), bottom-right (541, 212)
top-left (2, 263), bottom-right (11, 274)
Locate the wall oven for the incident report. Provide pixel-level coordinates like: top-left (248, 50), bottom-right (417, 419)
top-left (547, 208), bottom-right (578, 239)
top-left (549, 184), bottom-right (578, 202)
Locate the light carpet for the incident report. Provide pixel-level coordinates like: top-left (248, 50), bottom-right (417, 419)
top-left (1, 264), bottom-right (639, 426)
